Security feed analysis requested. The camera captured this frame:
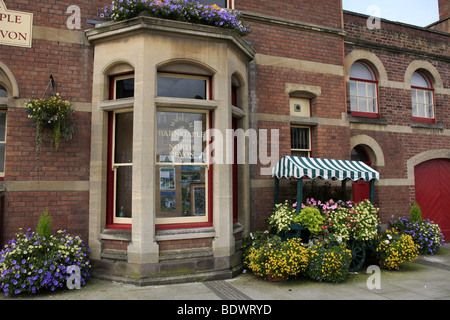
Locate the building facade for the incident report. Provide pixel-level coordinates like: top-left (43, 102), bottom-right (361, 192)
top-left (0, 0), bottom-right (448, 284)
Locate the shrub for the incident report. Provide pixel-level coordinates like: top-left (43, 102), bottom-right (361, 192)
top-left (409, 203), bottom-right (422, 223)
top-left (306, 242), bottom-right (352, 283)
top-left (36, 208), bottom-right (52, 239)
top-left (389, 217), bottom-right (444, 255)
top-left (376, 230), bottom-right (419, 270)
top-left (0, 229), bottom-right (91, 296)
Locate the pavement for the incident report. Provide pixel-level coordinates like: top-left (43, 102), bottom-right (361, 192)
top-left (1, 243), bottom-right (450, 303)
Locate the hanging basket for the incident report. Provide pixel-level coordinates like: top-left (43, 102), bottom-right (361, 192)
top-left (25, 94), bottom-right (75, 152)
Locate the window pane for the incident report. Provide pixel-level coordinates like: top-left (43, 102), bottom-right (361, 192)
top-left (369, 98), bottom-right (377, 113)
top-left (412, 102), bottom-right (418, 117)
top-left (0, 85), bottom-right (7, 98)
top-left (157, 111), bottom-right (207, 163)
top-left (349, 80), bottom-right (357, 96)
top-left (357, 82), bottom-right (367, 96)
top-left (291, 127), bottom-right (309, 150)
top-left (411, 72), bottom-right (430, 88)
top-left (350, 62), bottom-right (374, 81)
top-left (358, 97), bottom-right (368, 112)
top-left (115, 78), bottom-right (134, 99)
top-left (0, 143), bottom-right (5, 173)
top-left (157, 75), bottom-right (207, 100)
top-left (115, 166), bottom-right (132, 218)
top-left (427, 105), bottom-right (434, 118)
top-left (411, 89), bottom-right (417, 103)
top-left (115, 112), bottom-right (133, 163)
top-left (0, 112), bottom-right (6, 142)
top-left (156, 164), bottom-right (206, 218)
top-left (367, 83), bottom-right (376, 98)
top-left (426, 91), bottom-right (433, 105)
top-left (417, 104), bottom-right (425, 118)
top-left (417, 89), bottom-right (425, 104)
top-left (350, 96), bottom-right (357, 111)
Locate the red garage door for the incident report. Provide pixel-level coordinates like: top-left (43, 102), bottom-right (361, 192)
top-left (415, 159), bottom-right (450, 241)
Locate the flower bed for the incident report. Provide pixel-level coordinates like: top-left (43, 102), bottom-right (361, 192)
top-left (306, 242), bottom-right (352, 283)
top-left (243, 232), bottom-right (308, 280)
top-left (0, 229), bottom-right (90, 296)
top-left (389, 217), bottom-right (444, 255)
top-left (376, 230), bottom-right (419, 270)
top-left (99, 0), bottom-right (251, 36)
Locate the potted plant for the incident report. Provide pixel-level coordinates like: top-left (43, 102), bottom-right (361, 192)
top-left (292, 206), bottom-right (325, 239)
top-left (244, 236), bottom-right (309, 281)
top-left (267, 200), bottom-right (296, 235)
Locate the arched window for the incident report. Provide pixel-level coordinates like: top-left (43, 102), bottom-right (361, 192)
top-left (411, 71), bottom-right (434, 123)
top-left (349, 61), bottom-right (378, 118)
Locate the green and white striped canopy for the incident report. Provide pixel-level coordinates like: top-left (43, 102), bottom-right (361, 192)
top-left (272, 156), bottom-right (379, 182)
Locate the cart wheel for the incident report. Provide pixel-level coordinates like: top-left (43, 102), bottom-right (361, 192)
top-left (348, 240), bottom-right (366, 272)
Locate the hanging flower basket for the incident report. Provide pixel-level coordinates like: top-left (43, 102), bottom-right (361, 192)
top-left (25, 94), bottom-right (75, 155)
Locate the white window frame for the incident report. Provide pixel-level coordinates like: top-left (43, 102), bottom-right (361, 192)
top-left (411, 71), bottom-right (435, 122)
top-left (111, 108), bottom-right (133, 225)
top-left (291, 125), bottom-right (311, 158)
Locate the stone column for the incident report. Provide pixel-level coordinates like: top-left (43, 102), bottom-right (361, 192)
top-left (127, 36), bottom-right (159, 264)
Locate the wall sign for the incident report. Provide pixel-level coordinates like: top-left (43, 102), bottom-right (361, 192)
top-left (0, 0), bottom-right (33, 48)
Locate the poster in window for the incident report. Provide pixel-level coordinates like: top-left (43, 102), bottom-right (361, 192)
top-left (160, 191), bottom-right (176, 213)
top-left (160, 167), bottom-right (175, 190)
top-left (191, 184), bottom-right (206, 216)
top-left (181, 165), bottom-right (201, 186)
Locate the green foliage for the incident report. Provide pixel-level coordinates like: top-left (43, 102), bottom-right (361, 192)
top-left (292, 207), bottom-right (325, 237)
top-left (409, 203), bottom-right (422, 223)
top-left (36, 208), bottom-right (52, 239)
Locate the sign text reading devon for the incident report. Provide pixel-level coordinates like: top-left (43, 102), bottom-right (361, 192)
top-left (0, 0), bottom-right (33, 48)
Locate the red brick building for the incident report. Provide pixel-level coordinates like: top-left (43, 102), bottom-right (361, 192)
top-left (0, 0), bottom-right (448, 283)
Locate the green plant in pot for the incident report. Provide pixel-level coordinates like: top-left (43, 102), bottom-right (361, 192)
top-left (292, 206), bottom-right (325, 237)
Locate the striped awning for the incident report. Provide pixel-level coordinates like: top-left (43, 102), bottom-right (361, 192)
top-left (272, 156), bottom-right (379, 182)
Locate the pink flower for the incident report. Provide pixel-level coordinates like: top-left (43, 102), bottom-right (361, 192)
top-left (292, 202), bottom-right (297, 208)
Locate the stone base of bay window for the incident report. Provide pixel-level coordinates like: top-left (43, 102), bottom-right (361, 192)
top-left (91, 230), bottom-right (244, 285)
top-left (91, 252), bottom-right (243, 286)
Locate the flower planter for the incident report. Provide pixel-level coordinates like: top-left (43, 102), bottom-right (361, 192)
top-left (278, 223), bottom-right (310, 243)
